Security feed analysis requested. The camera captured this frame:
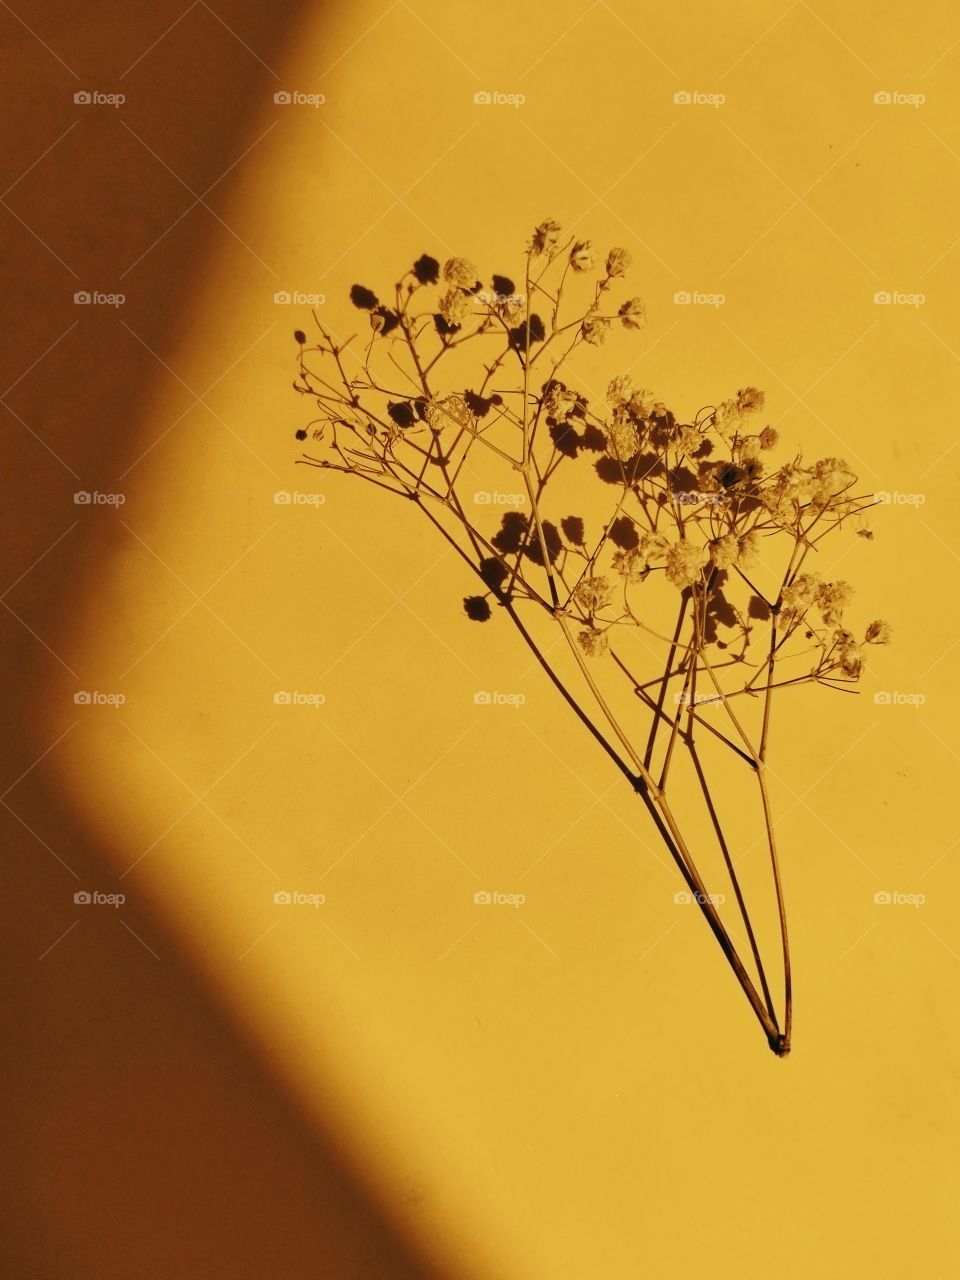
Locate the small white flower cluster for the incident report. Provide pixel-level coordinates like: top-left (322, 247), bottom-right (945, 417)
top-left (293, 221), bottom-right (890, 703)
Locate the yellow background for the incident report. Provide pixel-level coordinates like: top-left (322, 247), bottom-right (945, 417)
top-left (3, 1), bottom-right (959, 1276)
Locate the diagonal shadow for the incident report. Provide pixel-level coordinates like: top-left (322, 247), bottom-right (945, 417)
top-left (0, 1), bottom-right (454, 1276)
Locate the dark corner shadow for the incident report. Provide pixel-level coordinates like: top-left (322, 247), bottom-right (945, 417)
top-left (1, 1), bottom-right (452, 1277)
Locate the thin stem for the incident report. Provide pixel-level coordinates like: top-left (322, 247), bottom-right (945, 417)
top-left (758, 607), bottom-right (792, 1052)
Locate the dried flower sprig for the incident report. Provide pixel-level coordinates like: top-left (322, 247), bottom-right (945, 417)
top-left (289, 221), bottom-right (889, 1056)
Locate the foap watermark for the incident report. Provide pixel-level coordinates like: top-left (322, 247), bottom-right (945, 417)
top-left (874, 290), bottom-right (925, 307)
top-left (475, 289), bottom-right (525, 308)
top-left (274, 690), bottom-right (326, 707)
top-left (673, 490), bottom-right (728, 507)
top-left (74, 889), bottom-right (125, 907)
top-left (274, 889), bottom-right (326, 907)
top-left (74, 690), bottom-right (125, 707)
top-left (74, 291), bottom-right (125, 307)
top-left (874, 490), bottom-right (925, 507)
top-left (474, 690), bottom-right (526, 708)
top-left (474, 890), bottom-right (526, 907)
top-left (873, 690), bottom-right (926, 707)
top-left (473, 490), bottom-right (525, 506)
top-left (674, 290), bottom-right (725, 308)
top-left (74, 90), bottom-right (125, 107)
top-left (674, 689), bottom-right (722, 707)
top-left (74, 490), bottom-right (125, 506)
top-left (274, 490), bottom-right (325, 506)
top-left (874, 90), bottom-right (925, 108)
top-left (274, 90), bottom-right (325, 107)
top-left (274, 290), bottom-right (325, 306)
top-left (473, 90), bottom-right (525, 108)
top-left (873, 890), bottom-right (925, 907)
top-left (674, 890), bottom-right (726, 906)
top-left (674, 90), bottom-right (725, 108)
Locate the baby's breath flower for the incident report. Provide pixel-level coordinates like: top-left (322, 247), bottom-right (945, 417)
top-left (665, 540), bottom-right (709, 590)
top-left (711, 399), bottom-right (742, 439)
top-left (737, 530), bottom-right (760, 566)
top-left (613, 532), bottom-right (670, 583)
top-left (815, 579), bottom-right (854, 625)
top-left (530, 219), bottom-right (562, 256)
top-left (607, 375), bottom-right (635, 404)
top-left (543, 381), bottom-right (578, 419)
top-left (618, 297), bottom-right (647, 330)
top-left (676, 425), bottom-right (703, 455)
top-left (711, 533), bottom-right (740, 570)
top-left (640, 531), bottom-right (670, 560)
top-left (294, 224), bottom-right (891, 1052)
top-left (496, 293), bottom-right (524, 322)
top-left (442, 257), bottom-right (477, 288)
top-left (605, 247), bottom-right (631, 278)
top-left (628, 387), bottom-right (659, 420)
top-left (569, 240), bottom-right (595, 273)
top-left (573, 575), bottom-right (614, 613)
top-left (840, 650), bottom-right (861, 678)
top-left (794, 571), bottom-right (823, 598)
top-left (424, 393), bottom-right (473, 432)
top-left (578, 626), bottom-right (609, 657)
top-left (760, 464), bottom-right (814, 522)
top-left (606, 416), bottom-right (640, 458)
top-left (710, 531), bottom-right (759, 571)
top-left (809, 457), bottom-right (855, 505)
top-left (780, 572), bottom-right (821, 619)
top-left (582, 317), bottom-right (612, 346)
top-left (439, 288), bottom-right (472, 326)
top-left (833, 631), bottom-right (862, 678)
top-left (864, 619), bottom-right (893, 645)
top-left (612, 548), bottom-right (645, 583)
top-left (737, 387), bottom-right (765, 414)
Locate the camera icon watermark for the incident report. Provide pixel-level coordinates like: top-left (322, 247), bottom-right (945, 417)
top-left (674, 890), bottom-right (726, 905)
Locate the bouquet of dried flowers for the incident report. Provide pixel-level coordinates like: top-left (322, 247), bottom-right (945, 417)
top-left (290, 219), bottom-right (890, 1055)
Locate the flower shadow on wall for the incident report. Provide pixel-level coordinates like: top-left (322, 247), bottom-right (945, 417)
top-left (291, 220), bottom-right (892, 1056)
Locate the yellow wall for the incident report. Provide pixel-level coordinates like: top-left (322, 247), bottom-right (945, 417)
top-left (5, 1), bottom-right (959, 1276)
